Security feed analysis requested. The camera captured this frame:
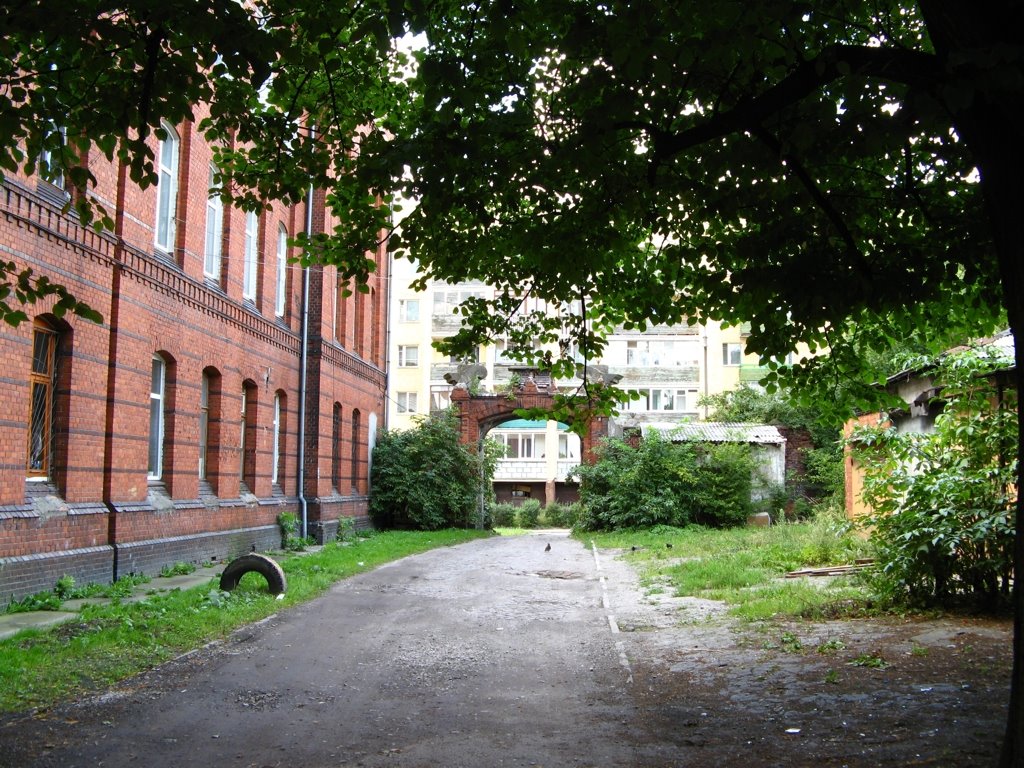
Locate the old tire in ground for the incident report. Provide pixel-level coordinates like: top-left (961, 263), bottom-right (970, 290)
top-left (219, 553), bottom-right (287, 595)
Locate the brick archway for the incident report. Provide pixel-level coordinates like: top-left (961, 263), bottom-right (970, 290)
top-left (450, 378), bottom-right (608, 462)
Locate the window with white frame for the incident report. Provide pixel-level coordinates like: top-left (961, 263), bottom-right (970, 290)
top-left (204, 164), bottom-right (223, 279)
top-left (432, 286), bottom-right (485, 316)
top-left (493, 432), bottom-right (544, 459)
top-left (625, 387), bottom-right (699, 413)
top-left (399, 299), bottom-right (420, 322)
top-left (429, 386), bottom-right (451, 412)
top-left (723, 342), bottom-right (743, 366)
top-left (271, 393), bottom-right (282, 485)
top-left (397, 345), bottom-right (419, 367)
top-left (38, 125), bottom-right (67, 190)
top-left (626, 339), bottom-right (692, 367)
top-left (148, 356), bottom-right (166, 479)
top-left (275, 225), bottom-right (288, 316)
top-left (396, 391), bottom-right (418, 414)
top-left (155, 123), bottom-right (179, 253)
top-left (557, 433), bottom-right (581, 460)
top-left (243, 210), bottom-right (259, 301)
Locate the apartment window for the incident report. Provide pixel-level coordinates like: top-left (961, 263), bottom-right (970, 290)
top-left (148, 356), bottom-right (166, 479)
top-left (243, 210), bottom-right (259, 301)
top-left (429, 386), bottom-right (451, 413)
top-left (155, 122), bottom-right (179, 253)
top-left (626, 339), bottom-right (688, 367)
top-left (275, 225), bottom-right (288, 316)
top-left (396, 392), bottom-right (418, 414)
top-left (399, 299), bottom-right (420, 322)
top-left (26, 321), bottom-right (59, 477)
top-left (558, 433), bottom-right (580, 460)
top-left (626, 388), bottom-right (699, 413)
top-left (432, 286), bottom-right (485, 316)
top-left (397, 345), bottom-right (419, 367)
top-left (494, 432), bottom-right (541, 459)
top-left (448, 345), bottom-right (480, 364)
top-left (723, 342), bottom-right (743, 366)
top-left (204, 165), bottom-right (223, 279)
top-left (331, 403), bottom-right (342, 491)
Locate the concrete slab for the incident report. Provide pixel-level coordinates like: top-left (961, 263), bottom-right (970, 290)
top-left (0, 610), bottom-right (78, 641)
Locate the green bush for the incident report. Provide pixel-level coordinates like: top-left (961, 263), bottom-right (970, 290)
top-left (543, 502), bottom-right (568, 527)
top-left (490, 502), bottom-right (517, 527)
top-left (853, 346), bottom-right (1016, 608)
top-left (514, 499), bottom-right (542, 529)
top-left (573, 431), bottom-right (755, 531)
top-left (370, 409), bottom-right (500, 530)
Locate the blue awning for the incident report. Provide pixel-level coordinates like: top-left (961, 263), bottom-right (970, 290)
top-left (493, 419), bottom-right (569, 431)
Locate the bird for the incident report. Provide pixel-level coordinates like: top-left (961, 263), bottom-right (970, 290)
top-left (544, 542), bottom-right (551, 552)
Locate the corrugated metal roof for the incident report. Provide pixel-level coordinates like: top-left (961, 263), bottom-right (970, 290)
top-left (640, 422), bottom-right (785, 444)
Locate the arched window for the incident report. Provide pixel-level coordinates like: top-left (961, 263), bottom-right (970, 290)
top-left (148, 356), bottom-right (167, 479)
top-left (199, 368), bottom-right (221, 493)
top-left (240, 380), bottom-right (258, 493)
top-left (155, 122), bottom-right (179, 253)
top-left (351, 408), bottom-right (361, 494)
top-left (26, 320), bottom-right (58, 477)
top-left (204, 164), bottom-right (223, 280)
top-left (272, 391), bottom-right (287, 488)
top-left (331, 403), bottom-right (342, 492)
top-left (243, 211), bottom-right (259, 301)
top-left (275, 225), bottom-right (288, 317)
top-left (353, 288), bottom-right (364, 356)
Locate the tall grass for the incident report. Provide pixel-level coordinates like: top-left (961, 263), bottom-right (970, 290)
top-left (581, 510), bottom-right (873, 620)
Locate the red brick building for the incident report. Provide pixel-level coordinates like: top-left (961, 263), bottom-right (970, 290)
top-left (0, 117), bottom-right (388, 604)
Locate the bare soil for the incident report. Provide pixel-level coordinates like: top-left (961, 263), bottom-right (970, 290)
top-left (602, 553), bottom-right (1012, 767)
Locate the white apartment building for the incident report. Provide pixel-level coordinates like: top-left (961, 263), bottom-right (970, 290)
top-left (387, 258), bottom-right (774, 504)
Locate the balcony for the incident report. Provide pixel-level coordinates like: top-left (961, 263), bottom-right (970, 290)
top-left (739, 363), bottom-right (767, 383)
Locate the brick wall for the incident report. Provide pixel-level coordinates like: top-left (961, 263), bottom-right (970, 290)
top-left (0, 115), bottom-right (389, 604)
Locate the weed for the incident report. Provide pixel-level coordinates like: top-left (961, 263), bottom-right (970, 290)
top-left (850, 653), bottom-right (888, 669)
top-left (824, 669), bottom-right (840, 684)
top-left (910, 644), bottom-right (929, 657)
top-left (159, 562), bottom-right (197, 578)
top-left (779, 631), bottom-right (803, 653)
top-left (817, 638), bottom-right (846, 655)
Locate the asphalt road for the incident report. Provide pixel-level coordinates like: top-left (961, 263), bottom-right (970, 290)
top-left (6, 532), bottom-right (650, 768)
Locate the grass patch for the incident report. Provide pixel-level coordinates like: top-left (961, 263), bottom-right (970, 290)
top-left (0, 529), bottom-right (488, 714)
top-left (580, 512), bottom-right (874, 621)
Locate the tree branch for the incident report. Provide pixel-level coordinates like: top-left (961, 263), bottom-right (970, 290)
top-left (657, 44), bottom-right (943, 160)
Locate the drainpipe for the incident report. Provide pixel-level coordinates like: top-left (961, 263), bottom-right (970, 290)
top-left (297, 132), bottom-right (316, 539)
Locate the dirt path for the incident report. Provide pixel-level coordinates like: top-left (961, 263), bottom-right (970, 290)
top-left (0, 533), bottom-right (1011, 767)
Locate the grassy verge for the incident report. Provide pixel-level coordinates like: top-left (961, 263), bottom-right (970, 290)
top-left (581, 512), bottom-right (876, 621)
top-left (0, 529), bottom-right (489, 714)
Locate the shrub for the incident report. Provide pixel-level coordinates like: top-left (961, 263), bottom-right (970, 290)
top-left (370, 409), bottom-right (500, 530)
top-left (490, 502), bottom-right (517, 527)
top-left (514, 499), bottom-right (542, 529)
top-left (573, 431), bottom-right (755, 531)
top-left (853, 345), bottom-right (1016, 608)
top-left (543, 502), bottom-right (568, 527)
